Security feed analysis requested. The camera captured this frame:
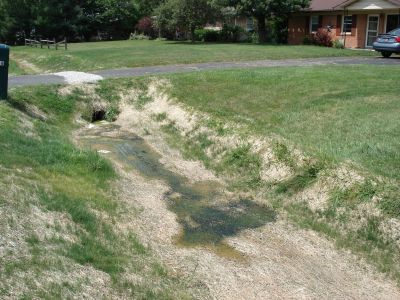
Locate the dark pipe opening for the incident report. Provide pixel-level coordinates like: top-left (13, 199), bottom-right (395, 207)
top-left (91, 110), bottom-right (106, 122)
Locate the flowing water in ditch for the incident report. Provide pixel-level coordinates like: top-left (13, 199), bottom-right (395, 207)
top-left (78, 123), bottom-right (276, 259)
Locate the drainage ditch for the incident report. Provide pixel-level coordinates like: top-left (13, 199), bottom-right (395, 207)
top-left (78, 123), bottom-right (276, 259)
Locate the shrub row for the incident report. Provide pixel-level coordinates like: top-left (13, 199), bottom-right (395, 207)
top-left (194, 25), bottom-right (251, 43)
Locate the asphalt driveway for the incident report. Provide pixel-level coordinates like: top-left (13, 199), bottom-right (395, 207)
top-left (8, 56), bottom-right (400, 88)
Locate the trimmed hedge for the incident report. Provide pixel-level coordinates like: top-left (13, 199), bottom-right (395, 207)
top-left (194, 25), bottom-right (248, 43)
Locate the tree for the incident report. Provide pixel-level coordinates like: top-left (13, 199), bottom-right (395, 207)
top-left (0, 0), bottom-right (38, 43)
top-left (155, 0), bottom-right (219, 42)
top-left (136, 0), bottom-right (165, 17)
top-left (76, 0), bottom-right (103, 41)
top-left (75, 0), bottom-right (141, 40)
top-left (153, 0), bottom-right (175, 38)
top-left (229, 0), bottom-right (309, 43)
top-left (34, 0), bottom-right (83, 40)
top-left (95, 0), bottom-right (140, 39)
top-left (0, 0), bottom-right (141, 43)
top-left (0, 2), bottom-right (11, 42)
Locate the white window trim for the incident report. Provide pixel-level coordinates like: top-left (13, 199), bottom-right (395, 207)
top-left (341, 14), bottom-right (353, 35)
top-left (310, 15), bottom-right (319, 33)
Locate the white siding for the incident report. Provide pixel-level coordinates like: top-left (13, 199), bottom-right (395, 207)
top-left (347, 0), bottom-right (399, 9)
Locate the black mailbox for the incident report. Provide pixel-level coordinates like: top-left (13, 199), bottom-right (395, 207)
top-left (0, 44), bottom-right (10, 100)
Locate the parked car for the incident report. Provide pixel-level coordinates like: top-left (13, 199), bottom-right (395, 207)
top-left (373, 28), bottom-right (400, 58)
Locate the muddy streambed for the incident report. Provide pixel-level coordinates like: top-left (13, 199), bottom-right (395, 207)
top-left (78, 123), bottom-right (276, 259)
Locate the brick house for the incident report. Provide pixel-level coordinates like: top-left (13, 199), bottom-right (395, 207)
top-left (288, 0), bottom-right (400, 48)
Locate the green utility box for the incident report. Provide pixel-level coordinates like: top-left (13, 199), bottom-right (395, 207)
top-left (0, 44), bottom-right (10, 100)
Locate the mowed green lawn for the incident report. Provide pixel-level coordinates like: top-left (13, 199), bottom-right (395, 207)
top-left (9, 39), bottom-right (376, 75)
top-left (166, 65), bottom-right (400, 180)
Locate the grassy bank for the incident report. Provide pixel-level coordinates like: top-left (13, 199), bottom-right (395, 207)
top-left (160, 65), bottom-right (400, 281)
top-left (167, 65), bottom-right (400, 180)
top-left (9, 40), bottom-right (376, 75)
top-left (0, 86), bottom-right (191, 299)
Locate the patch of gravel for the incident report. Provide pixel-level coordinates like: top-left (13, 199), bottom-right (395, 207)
top-left (54, 71), bottom-right (103, 84)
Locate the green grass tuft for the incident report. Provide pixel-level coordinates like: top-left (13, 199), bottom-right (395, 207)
top-left (379, 185), bottom-right (400, 218)
top-left (276, 163), bottom-right (323, 195)
top-left (219, 145), bottom-right (262, 189)
top-left (67, 235), bottom-right (126, 278)
top-left (136, 93), bottom-right (153, 109)
top-left (272, 142), bottom-right (296, 169)
top-left (153, 113), bottom-right (167, 122)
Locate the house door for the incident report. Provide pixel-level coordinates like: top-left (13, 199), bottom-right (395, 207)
top-left (366, 15), bottom-right (379, 47)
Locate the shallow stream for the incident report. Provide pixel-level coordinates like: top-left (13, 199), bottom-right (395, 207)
top-left (78, 123), bottom-right (276, 259)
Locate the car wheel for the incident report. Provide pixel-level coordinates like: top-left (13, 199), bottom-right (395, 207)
top-left (381, 51), bottom-right (392, 58)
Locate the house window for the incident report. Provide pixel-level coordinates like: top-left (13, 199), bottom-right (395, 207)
top-left (246, 18), bottom-right (254, 31)
top-left (343, 15), bottom-right (353, 33)
top-left (310, 15), bottom-right (319, 32)
top-left (386, 14), bottom-right (400, 32)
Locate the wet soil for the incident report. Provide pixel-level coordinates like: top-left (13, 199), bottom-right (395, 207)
top-left (78, 123), bottom-right (275, 260)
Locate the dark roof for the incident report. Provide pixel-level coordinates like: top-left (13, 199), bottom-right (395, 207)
top-left (308, 0), bottom-right (400, 11)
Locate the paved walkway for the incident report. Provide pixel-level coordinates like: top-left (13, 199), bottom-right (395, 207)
top-left (8, 56), bottom-right (400, 88)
